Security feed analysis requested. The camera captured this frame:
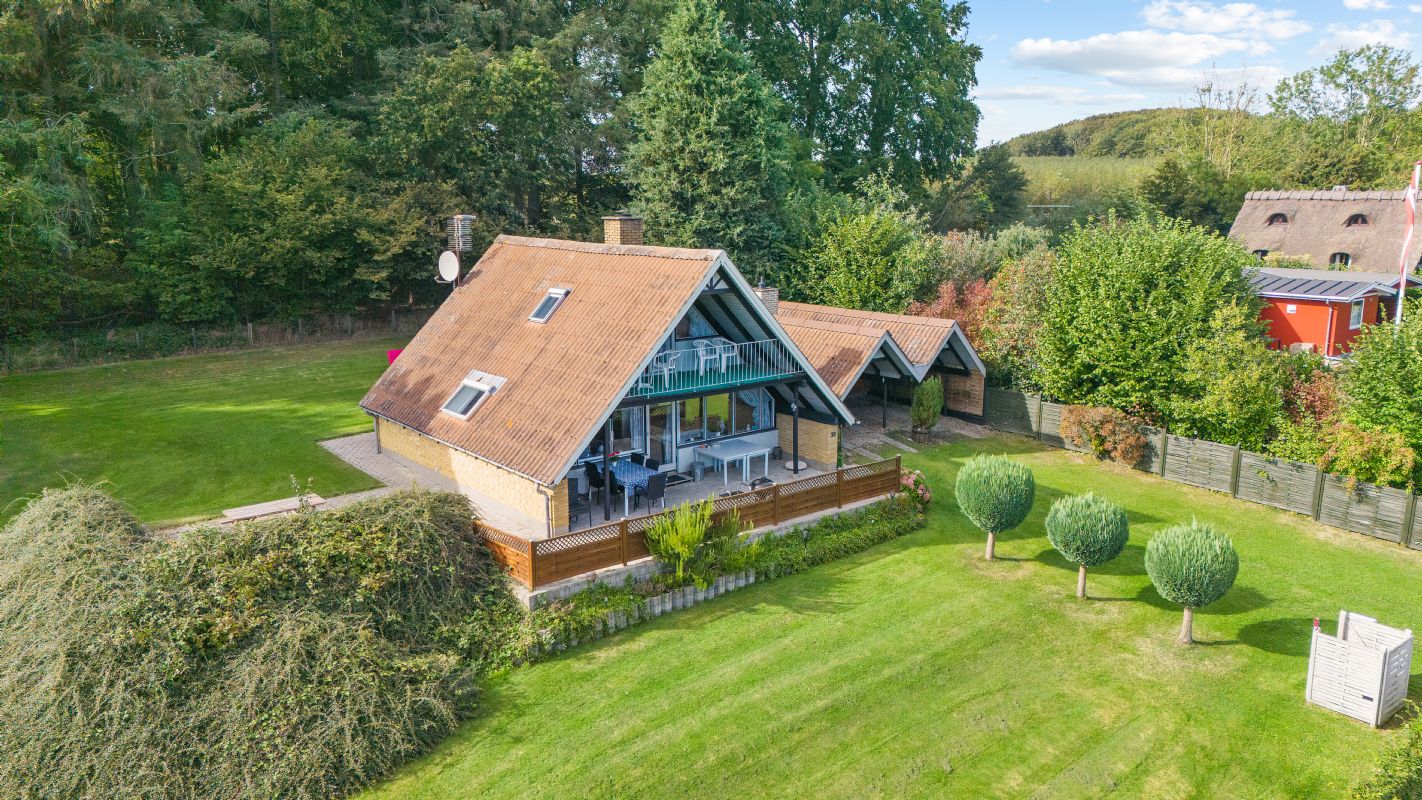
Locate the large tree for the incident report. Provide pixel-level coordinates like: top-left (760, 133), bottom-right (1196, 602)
top-left (624, 0), bottom-right (795, 278)
top-left (1036, 214), bottom-right (1259, 418)
top-left (723, 0), bottom-right (981, 197)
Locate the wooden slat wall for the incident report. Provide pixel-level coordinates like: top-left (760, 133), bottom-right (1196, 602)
top-left (1319, 476), bottom-right (1411, 543)
top-left (1161, 436), bottom-right (1237, 494)
top-left (478, 457), bottom-right (903, 588)
top-left (1138, 426), bottom-right (1165, 474)
top-left (1038, 400), bottom-right (1069, 449)
top-left (1236, 452), bottom-right (1319, 516)
top-left (983, 388), bottom-right (1037, 436)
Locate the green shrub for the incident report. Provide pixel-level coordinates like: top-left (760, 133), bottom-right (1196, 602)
top-left (0, 485), bottom-right (521, 800)
top-left (1045, 493), bottom-right (1129, 598)
top-left (954, 454), bottom-right (1035, 560)
top-left (1351, 703), bottom-right (1422, 800)
top-left (644, 501), bottom-right (757, 589)
top-left (911, 376), bottom-right (944, 432)
top-left (1144, 521), bottom-right (1238, 644)
top-left (753, 496), bottom-right (925, 578)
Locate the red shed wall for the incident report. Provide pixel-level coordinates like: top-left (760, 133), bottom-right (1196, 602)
top-left (1259, 295), bottom-right (1378, 356)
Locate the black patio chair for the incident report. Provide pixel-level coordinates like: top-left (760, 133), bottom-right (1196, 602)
top-left (635, 473), bottom-right (667, 511)
top-left (568, 489), bottom-right (591, 528)
top-left (583, 462), bottom-right (605, 503)
top-left (644, 456), bottom-right (661, 471)
top-left (630, 453), bottom-right (645, 466)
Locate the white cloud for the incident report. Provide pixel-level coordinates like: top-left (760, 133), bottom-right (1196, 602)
top-left (1344, 0), bottom-right (1392, 9)
top-left (1410, 3), bottom-right (1422, 11)
top-left (1142, 1), bottom-right (1311, 39)
top-left (976, 85), bottom-right (1149, 105)
top-left (1312, 19), bottom-right (1412, 54)
top-left (1010, 31), bottom-right (1264, 88)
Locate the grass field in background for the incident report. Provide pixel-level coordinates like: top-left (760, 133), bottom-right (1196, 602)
top-left (0, 338), bottom-right (403, 525)
top-left (362, 434), bottom-right (1419, 799)
top-left (1016, 155), bottom-right (1158, 206)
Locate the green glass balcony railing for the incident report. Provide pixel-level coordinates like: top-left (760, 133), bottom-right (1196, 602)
top-left (627, 338), bottom-right (803, 398)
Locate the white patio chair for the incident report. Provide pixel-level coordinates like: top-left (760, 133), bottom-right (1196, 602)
top-left (718, 340), bottom-right (741, 371)
top-left (694, 340), bottom-right (721, 375)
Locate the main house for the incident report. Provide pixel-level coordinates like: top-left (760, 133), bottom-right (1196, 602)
top-left (361, 215), bottom-right (985, 541)
top-left (1230, 188), bottom-right (1422, 271)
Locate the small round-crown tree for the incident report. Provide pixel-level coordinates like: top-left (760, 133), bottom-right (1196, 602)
top-left (910, 376), bottom-right (944, 434)
top-left (954, 455), bottom-right (1035, 561)
top-left (1144, 521), bottom-right (1239, 644)
top-left (1045, 493), bottom-right (1129, 599)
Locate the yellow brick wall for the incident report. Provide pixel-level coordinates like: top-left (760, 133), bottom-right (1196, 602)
top-left (376, 418), bottom-right (554, 531)
top-left (549, 478), bottom-right (571, 532)
top-left (776, 413), bottom-right (839, 468)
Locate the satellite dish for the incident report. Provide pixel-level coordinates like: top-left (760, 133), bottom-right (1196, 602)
top-left (437, 251), bottom-right (460, 283)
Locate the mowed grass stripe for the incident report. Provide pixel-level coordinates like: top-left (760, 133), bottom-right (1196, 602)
top-left (363, 436), bottom-right (1417, 799)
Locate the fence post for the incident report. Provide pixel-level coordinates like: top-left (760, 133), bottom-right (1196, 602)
top-left (1403, 494), bottom-right (1418, 549)
top-left (836, 468), bottom-right (845, 508)
top-left (527, 538), bottom-right (538, 588)
top-left (1311, 468), bottom-right (1326, 521)
top-left (1157, 429), bottom-right (1169, 477)
top-left (1229, 446), bottom-right (1242, 497)
top-left (191, 327), bottom-right (198, 349)
top-left (1035, 395), bottom-right (1045, 440)
top-left (619, 520), bottom-right (630, 565)
top-left (772, 483), bottom-right (781, 524)
top-left (246, 322), bottom-right (254, 343)
top-left (297, 318), bottom-right (304, 339)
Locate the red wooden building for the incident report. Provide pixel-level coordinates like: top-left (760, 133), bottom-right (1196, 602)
top-left (1251, 268), bottom-right (1419, 356)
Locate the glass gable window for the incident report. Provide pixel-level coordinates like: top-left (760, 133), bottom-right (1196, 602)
top-left (1350, 299), bottom-right (1365, 329)
top-left (529, 287), bottom-right (570, 323)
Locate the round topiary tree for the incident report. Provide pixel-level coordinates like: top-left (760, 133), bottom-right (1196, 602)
top-left (1045, 493), bottom-right (1129, 599)
top-left (1144, 520), bottom-right (1239, 644)
top-left (954, 454), bottom-right (1035, 561)
top-left (910, 376), bottom-right (944, 434)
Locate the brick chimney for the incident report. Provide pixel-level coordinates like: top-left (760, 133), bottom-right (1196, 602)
top-left (602, 213), bottom-right (644, 246)
top-left (753, 280), bottom-right (779, 314)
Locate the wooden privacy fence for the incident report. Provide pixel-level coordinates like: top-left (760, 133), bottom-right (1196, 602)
top-left (984, 388), bottom-right (1422, 550)
top-left (478, 457), bottom-right (903, 589)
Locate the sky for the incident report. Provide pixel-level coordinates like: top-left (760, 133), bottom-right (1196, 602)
top-left (970, 0), bottom-right (1421, 143)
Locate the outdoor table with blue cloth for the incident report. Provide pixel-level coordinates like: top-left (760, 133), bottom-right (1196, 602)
top-left (596, 459), bottom-right (657, 518)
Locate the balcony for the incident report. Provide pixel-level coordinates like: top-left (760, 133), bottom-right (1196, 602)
top-left (627, 338), bottom-right (803, 399)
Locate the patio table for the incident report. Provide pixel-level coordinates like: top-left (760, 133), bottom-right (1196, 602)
top-left (597, 460), bottom-right (657, 518)
top-left (695, 439), bottom-right (773, 486)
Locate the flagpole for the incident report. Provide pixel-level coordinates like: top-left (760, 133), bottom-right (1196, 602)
top-left (1394, 161), bottom-right (1421, 326)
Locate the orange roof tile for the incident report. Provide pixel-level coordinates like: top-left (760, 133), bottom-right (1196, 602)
top-left (775, 301), bottom-right (964, 369)
top-left (779, 319), bottom-right (905, 398)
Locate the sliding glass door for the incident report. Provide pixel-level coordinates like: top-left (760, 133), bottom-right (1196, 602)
top-left (648, 403), bottom-right (676, 466)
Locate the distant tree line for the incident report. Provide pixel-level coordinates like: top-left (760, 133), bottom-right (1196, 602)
top-left (0, 0), bottom-right (985, 343)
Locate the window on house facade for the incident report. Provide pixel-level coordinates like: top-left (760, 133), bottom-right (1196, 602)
top-left (1346, 213), bottom-right (1369, 227)
top-left (677, 389), bottom-right (774, 444)
top-left (1330, 252), bottom-right (1351, 267)
top-left (528, 287), bottom-right (570, 323)
top-left (1350, 299), bottom-right (1365, 329)
top-left (1266, 213), bottom-right (1288, 225)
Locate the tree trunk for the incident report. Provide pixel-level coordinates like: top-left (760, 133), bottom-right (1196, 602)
top-left (984, 532), bottom-right (996, 561)
top-left (1178, 607), bottom-right (1194, 644)
top-left (1076, 564), bottom-right (1087, 599)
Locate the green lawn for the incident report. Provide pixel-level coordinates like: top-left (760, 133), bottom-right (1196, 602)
top-left (1, 339), bottom-right (403, 525)
top-left (364, 435), bottom-right (1422, 800)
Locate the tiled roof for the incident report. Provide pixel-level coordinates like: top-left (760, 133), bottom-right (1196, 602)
top-left (775, 301), bottom-right (960, 368)
top-left (778, 318), bottom-right (899, 398)
top-left (1243, 189), bottom-right (1407, 201)
top-left (360, 236), bottom-right (722, 485)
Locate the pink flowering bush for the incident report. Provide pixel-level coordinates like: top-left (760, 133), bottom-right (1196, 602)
top-left (898, 469), bottom-right (932, 508)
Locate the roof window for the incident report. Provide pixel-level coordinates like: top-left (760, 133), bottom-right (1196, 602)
top-left (1346, 213), bottom-right (1369, 227)
top-left (1266, 213), bottom-right (1289, 225)
top-left (529, 287), bottom-right (570, 323)
top-left (440, 371), bottom-right (506, 419)
top-left (1252, 249), bottom-right (1269, 259)
top-left (1330, 252), bottom-right (1351, 267)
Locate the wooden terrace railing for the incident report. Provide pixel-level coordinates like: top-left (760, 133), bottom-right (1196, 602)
top-left (477, 456), bottom-right (903, 589)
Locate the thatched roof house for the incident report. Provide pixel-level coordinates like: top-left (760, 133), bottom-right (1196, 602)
top-left (1229, 188), bottom-right (1421, 272)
